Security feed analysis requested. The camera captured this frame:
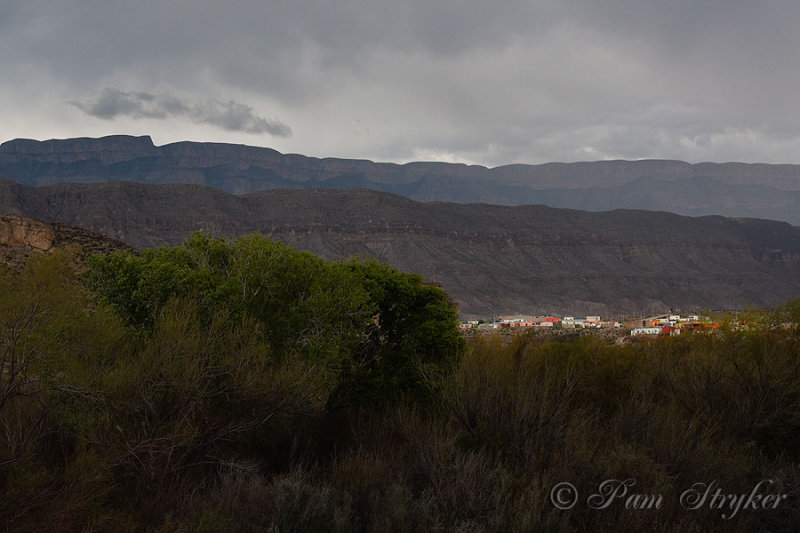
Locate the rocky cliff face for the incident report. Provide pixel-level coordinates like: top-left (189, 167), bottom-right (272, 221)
top-left (0, 214), bottom-right (55, 251)
top-left (2, 179), bottom-right (800, 318)
top-left (3, 135), bottom-right (800, 224)
top-left (0, 212), bottom-right (133, 271)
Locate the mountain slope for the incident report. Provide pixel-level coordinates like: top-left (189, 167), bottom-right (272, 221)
top-left (2, 179), bottom-right (800, 318)
top-left (3, 135), bottom-right (800, 224)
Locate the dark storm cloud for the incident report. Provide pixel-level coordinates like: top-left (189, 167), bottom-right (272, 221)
top-left (70, 88), bottom-right (292, 137)
top-left (70, 89), bottom-right (187, 120)
top-left (4, 1), bottom-right (800, 164)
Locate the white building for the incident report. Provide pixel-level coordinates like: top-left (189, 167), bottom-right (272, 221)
top-left (631, 327), bottom-right (662, 336)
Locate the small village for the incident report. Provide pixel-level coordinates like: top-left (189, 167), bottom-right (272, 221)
top-left (459, 312), bottom-right (722, 342)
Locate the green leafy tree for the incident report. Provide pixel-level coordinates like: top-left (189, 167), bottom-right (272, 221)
top-left (334, 260), bottom-right (466, 407)
top-left (86, 233), bottom-right (465, 408)
top-left (0, 250), bottom-right (125, 415)
top-left (0, 251), bottom-right (127, 529)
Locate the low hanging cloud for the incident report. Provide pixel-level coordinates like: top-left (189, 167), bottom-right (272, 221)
top-left (70, 88), bottom-right (291, 137)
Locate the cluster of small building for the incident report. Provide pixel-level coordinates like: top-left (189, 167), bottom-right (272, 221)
top-left (458, 312), bottom-right (719, 339)
top-left (459, 315), bottom-right (621, 331)
top-left (629, 314), bottom-right (718, 338)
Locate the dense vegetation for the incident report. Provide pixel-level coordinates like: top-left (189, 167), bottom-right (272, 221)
top-left (1, 236), bottom-right (799, 531)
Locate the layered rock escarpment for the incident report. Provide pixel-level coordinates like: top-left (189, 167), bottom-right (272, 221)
top-left (3, 135), bottom-right (800, 224)
top-left (0, 135), bottom-right (158, 165)
top-left (2, 180), bottom-right (800, 318)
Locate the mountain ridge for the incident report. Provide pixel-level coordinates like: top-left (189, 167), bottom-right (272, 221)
top-left (4, 135), bottom-right (800, 224)
top-left (2, 178), bottom-right (800, 318)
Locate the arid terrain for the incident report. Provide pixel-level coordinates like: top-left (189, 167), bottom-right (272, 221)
top-left (3, 181), bottom-right (800, 317)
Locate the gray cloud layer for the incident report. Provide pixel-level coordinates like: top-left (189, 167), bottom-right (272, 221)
top-left (3, 1), bottom-right (800, 165)
top-left (71, 88), bottom-right (291, 137)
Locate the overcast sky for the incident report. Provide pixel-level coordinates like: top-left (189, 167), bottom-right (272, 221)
top-left (2, 0), bottom-right (800, 167)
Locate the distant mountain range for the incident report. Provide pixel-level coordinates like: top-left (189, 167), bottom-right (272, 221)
top-left (2, 179), bottom-right (800, 318)
top-left (3, 135), bottom-right (800, 224)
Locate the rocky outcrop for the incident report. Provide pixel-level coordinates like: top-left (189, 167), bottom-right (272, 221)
top-left (2, 180), bottom-right (800, 318)
top-left (0, 212), bottom-right (134, 271)
top-left (0, 215), bottom-right (54, 251)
